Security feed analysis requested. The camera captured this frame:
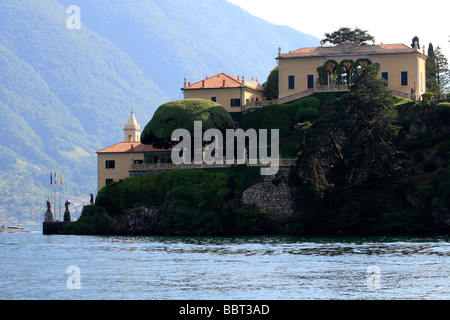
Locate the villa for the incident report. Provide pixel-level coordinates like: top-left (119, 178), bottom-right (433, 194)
top-left (183, 41), bottom-right (427, 109)
top-left (181, 73), bottom-right (265, 113)
top-left (96, 40), bottom-right (428, 191)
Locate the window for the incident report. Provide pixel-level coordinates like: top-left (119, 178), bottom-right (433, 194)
top-left (134, 159), bottom-right (144, 165)
top-left (401, 71), bottom-right (408, 86)
top-left (105, 179), bottom-right (114, 186)
top-left (230, 98), bottom-right (241, 108)
top-left (288, 75), bottom-right (295, 90)
top-left (210, 96), bottom-right (217, 102)
top-left (307, 74), bottom-right (314, 89)
top-left (381, 72), bottom-right (389, 86)
top-left (105, 160), bottom-right (115, 169)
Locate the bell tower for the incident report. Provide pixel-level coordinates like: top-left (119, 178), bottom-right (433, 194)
top-left (123, 110), bottom-right (141, 142)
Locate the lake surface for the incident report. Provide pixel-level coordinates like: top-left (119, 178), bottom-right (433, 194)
top-left (1, 225), bottom-right (449, 300)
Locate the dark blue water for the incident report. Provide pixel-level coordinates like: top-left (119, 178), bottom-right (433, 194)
top-left (1, 225), bottom-right (449, 300)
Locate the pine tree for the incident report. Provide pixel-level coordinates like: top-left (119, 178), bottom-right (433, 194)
top-left (435, 46), bottom-right (450, 96)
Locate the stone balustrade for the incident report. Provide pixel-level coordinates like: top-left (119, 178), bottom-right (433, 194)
top-left (241, 84), bottom-right (412, 111)
top-left (130, 158), bottom-right (296, 173)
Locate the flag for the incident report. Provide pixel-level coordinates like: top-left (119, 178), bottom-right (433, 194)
top-left (60, 172), bottom-right (63, 185)
top-left (50, 171), bottom-right (53, 185)
top-left (55, 171), bottom-right (57, 185)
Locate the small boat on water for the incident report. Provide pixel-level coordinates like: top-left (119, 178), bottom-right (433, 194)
top-left (0, 225), bottom-right (31, 233)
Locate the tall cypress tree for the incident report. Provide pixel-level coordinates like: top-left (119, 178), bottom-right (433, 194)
top-left (426, 43), bottom-right (440, 93)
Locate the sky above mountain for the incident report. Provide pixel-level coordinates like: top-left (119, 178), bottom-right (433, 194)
top-left (228, 0), bottom-right (450, 60)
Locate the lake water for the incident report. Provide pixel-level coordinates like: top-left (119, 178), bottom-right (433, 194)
top-left (1, 224), bottom-right (449, 300)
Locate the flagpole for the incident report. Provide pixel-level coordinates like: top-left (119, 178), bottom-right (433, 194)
top-left (50, 171), bottom-right (52, 220)
top-left (59, 182), bottom-right (62, 221)
top-left (60, 172), bottom-right (63, 221)
top-left (54, 171), bottom-right (57, 221)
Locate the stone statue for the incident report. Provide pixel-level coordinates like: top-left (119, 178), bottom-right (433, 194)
top-left (64, 200), bottom-right (71, 222)
top-left (45, 199), bottom-right (53, 222)
top-left (90, 193), bottom-right (94, 205)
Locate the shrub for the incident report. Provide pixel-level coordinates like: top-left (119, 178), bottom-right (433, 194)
top-left (62, 205), bottom-right (113, 235)
top-left (292, 96), bottom-right (321, 109)
top-left (295, 107), bottom-right (320, 122)
top-left (140, 99), bottom-right (235, 148)
top-left (436, 102), bottom-right (450, 119)
top-left (438, 140), bottom-right (450, 158)
top-left (422, 160), bottom-right (438, 173)
top-left (414, 151), bottom-right (424, 162)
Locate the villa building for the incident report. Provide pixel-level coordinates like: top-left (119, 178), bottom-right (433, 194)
top-left (277, 42), bottom-right (427, 101)
top-left (181, 73), bottom-right (265, 112)
top-left (96, 112), bottom-right (171, 191)
top-left (182, 42), bottom-right (427, 109)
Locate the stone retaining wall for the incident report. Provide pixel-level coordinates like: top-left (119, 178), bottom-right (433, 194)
top-left (241, 167), bottom-right (296, 219)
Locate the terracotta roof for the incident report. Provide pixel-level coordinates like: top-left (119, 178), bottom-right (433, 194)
top-left (290, 47), bottom-right (317, 54)
top-left (379, 43), bottom-right (411, 50)
top-left (182, 73), bottom-right (264, 92)
top-left (183, 73), bottom-right (242, 89)
top-left (278, 43), bottom-right (423, 59)
top-left (96, 142), bottom-right (171, 154)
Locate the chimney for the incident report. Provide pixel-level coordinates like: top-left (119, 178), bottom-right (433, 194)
top-left (184, 77), bottom-right (187, 88)
top-left (202, 80), bottom-right (205, 87)
top-left (237, 75), bottom-right (240, 81)
top-left (223, 79), bottom-right (226, 87)
top-left (241, 75), bottom-right (245, 86)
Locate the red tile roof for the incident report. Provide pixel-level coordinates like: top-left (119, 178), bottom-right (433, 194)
top-left (96, 142), bottom-right (171, 154)
top-left (279, 43), bottom-right (422, 59)
top-left (183, 73), bottom-right (242, 89)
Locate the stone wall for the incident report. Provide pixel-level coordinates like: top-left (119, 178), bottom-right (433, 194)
top-left (241, 167), bottom-right (296, 219)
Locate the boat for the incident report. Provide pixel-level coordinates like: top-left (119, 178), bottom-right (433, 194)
top-left (0, 225), bottom-right (31, 233)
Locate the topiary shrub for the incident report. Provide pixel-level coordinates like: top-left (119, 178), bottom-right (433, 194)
top-left (141, 99), bottom-right (235, 148)
top-left (292, 96), bottom-right (321, 109)
top-left (436, 102), bottom-right (450, 119)
top-left (295, 107), bottom-right (320, 122)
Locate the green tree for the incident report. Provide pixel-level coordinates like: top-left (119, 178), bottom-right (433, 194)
top-left (263, 66), bottom-right (279, 101)
top-left (295, 64), bottom-right (400, 194)
top-left (322, 27), bottom-right (375, 45)
top-left (426, 43), bottom-right (439, 94)
top-left (336, 64), bottom-right (401, 185)
top-left (435, 46), bottom-right (450, 96)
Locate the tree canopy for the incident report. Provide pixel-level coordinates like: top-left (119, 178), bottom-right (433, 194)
top-left (426, 43), bottom-right (450, 97)
top-left (263, 66), bottom-right (279, 101)
top-left (296, 64), bottom-right (400, 195)
top-left (140, 99), bottom-right (236, 148)
top-left (322, 27), bottom-right (375, 45)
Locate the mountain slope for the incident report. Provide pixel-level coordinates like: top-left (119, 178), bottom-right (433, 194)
top-left (0, 0), bottom-right (318, 221)
top-left (57, 0), bottom-right (319, 99)
top-left (0, 0), bottom-right (168, 219)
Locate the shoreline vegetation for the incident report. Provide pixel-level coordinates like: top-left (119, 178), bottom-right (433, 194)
top-left (63, 65), bottom-right (450, 237)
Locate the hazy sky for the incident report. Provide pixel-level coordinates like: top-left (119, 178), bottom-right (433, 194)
top-left (227, 0), bottom-right (449, 59)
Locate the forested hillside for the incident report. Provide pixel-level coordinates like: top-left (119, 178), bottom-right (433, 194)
top-left (0, 0), bottom-right (318, 221)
